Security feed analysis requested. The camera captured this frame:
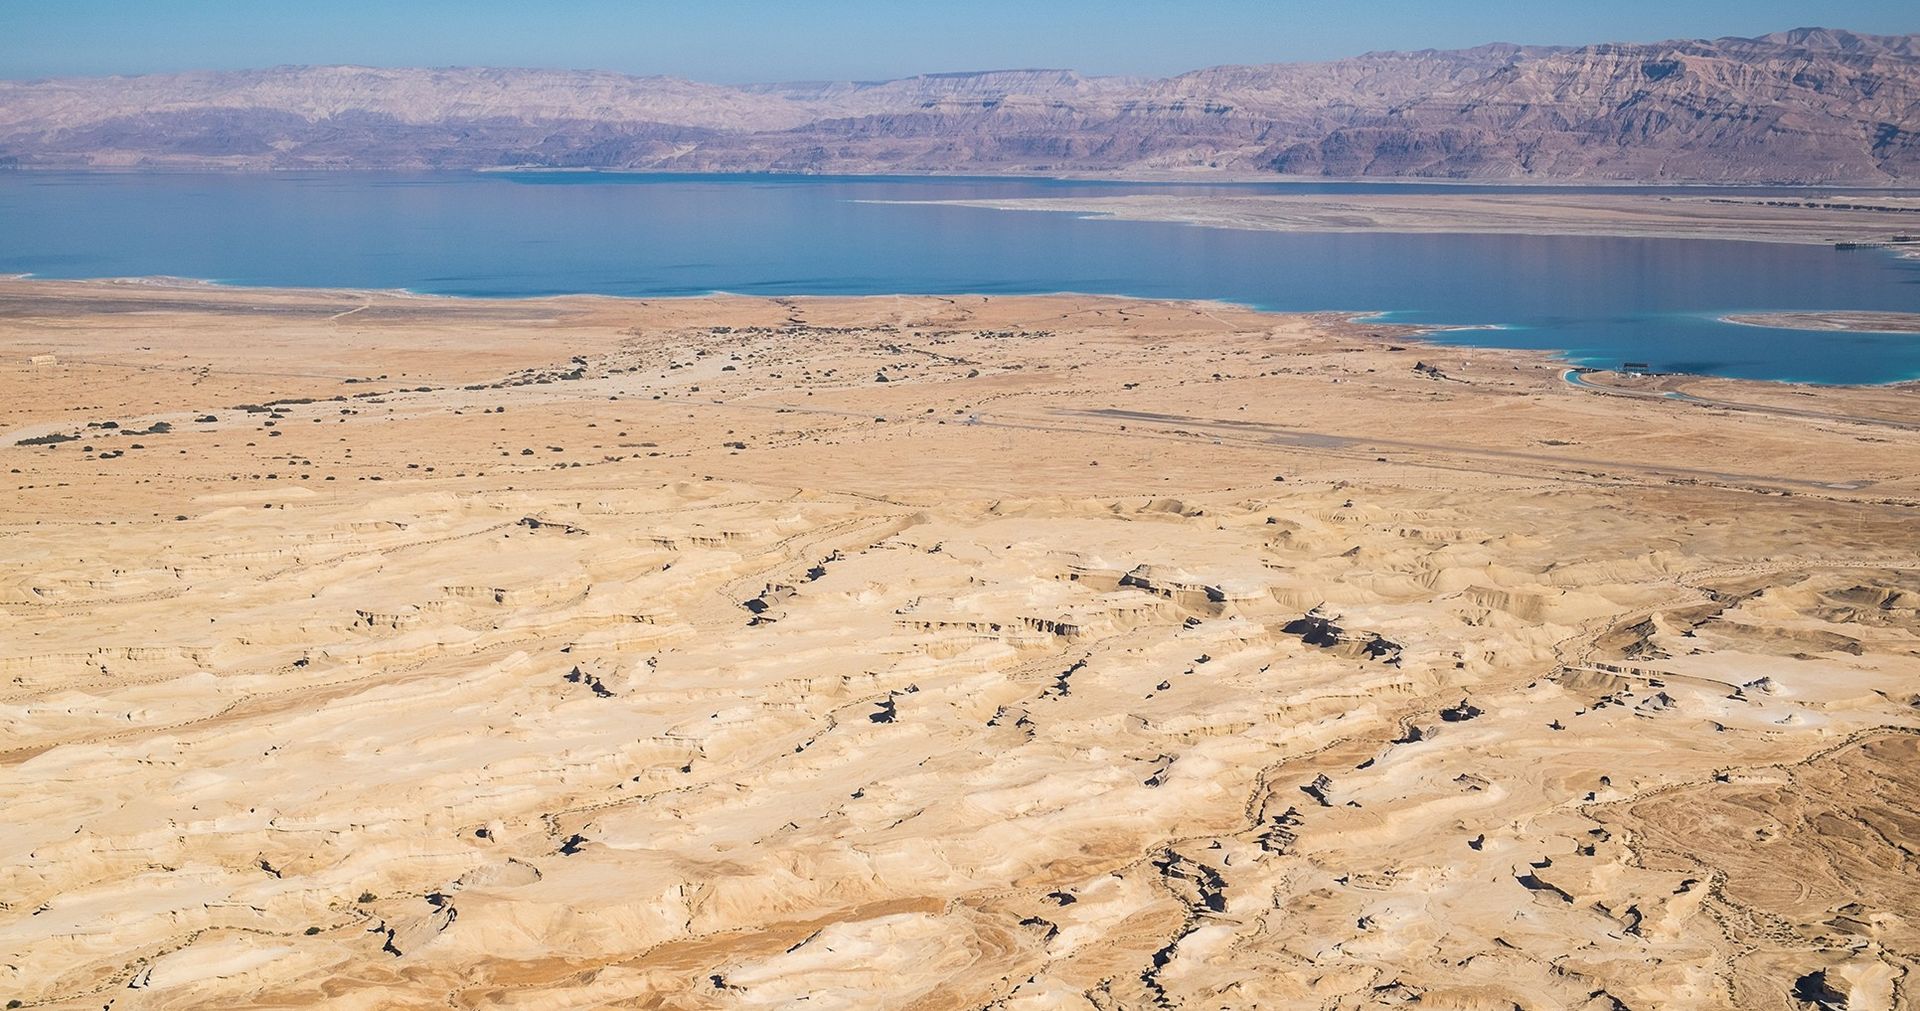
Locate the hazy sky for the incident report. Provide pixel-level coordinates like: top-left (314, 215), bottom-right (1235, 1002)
top-left (3, 0), bottom-right (1914, 82)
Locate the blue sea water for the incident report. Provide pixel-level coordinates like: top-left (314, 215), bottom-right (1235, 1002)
top-left (2, 171), bottom-right (1917, 384)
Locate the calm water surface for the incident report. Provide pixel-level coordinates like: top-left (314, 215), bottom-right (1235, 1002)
top-left (2, 172), bottom-right (1917, 383)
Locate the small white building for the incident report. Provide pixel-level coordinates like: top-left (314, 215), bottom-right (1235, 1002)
top-left (28, 353), bottom-right (57, 366)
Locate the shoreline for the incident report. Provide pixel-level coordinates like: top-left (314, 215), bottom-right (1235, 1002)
top-left (6, 275), bottom-right (1917, 494)
top-left (1719, 310), bottom-right (1920, 335)
top-left (8, 274), bottom-right (1920, 389)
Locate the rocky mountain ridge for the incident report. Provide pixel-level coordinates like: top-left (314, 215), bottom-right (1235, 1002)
top-left (1, 27), bottom-right (1915, 182)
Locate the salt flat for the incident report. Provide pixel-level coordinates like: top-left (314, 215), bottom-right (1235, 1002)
top-left (900, 192), bottom-right (1920, 247)
top-left (1, 279), bottom-right (1916, 1010)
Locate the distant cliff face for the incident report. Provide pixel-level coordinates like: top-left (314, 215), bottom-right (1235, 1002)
top-left (2, 28), bottom-right (1915, 182)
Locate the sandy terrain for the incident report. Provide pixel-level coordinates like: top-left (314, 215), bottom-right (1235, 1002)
top-left (892, 193), bottom-right (1920, 246)
top-left (1724, 312), bottom-right (1920, 334)
top-left (2, 278), bottom-right (1918, 1010)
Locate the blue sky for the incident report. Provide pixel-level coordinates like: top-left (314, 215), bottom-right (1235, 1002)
top-left (2, 0), bottom-right (1914, 82)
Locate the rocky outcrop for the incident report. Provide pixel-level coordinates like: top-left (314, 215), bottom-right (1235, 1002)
top-left (1, 27), bottom-right (1915, 181)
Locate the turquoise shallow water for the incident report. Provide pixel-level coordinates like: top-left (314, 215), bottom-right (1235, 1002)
top-left (2, 171), bottom-right (1918, 384)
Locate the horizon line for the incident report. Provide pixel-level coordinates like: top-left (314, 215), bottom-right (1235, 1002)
top-left (0, 23), bottom-right (1900, 87)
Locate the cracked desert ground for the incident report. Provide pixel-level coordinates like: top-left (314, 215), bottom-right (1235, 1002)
top-left (1, 279), bottom-right (1917, 1011)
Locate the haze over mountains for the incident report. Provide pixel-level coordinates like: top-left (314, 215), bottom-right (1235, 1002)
top-left (2, 27), bottom-right (1917, 182)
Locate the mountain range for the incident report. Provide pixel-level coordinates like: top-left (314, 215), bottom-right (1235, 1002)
top-left (1, 27), bottom-right (1916, 182)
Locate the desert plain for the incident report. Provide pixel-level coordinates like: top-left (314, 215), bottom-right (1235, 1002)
top-left (1, 278), bottom-right (1917, 1010)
